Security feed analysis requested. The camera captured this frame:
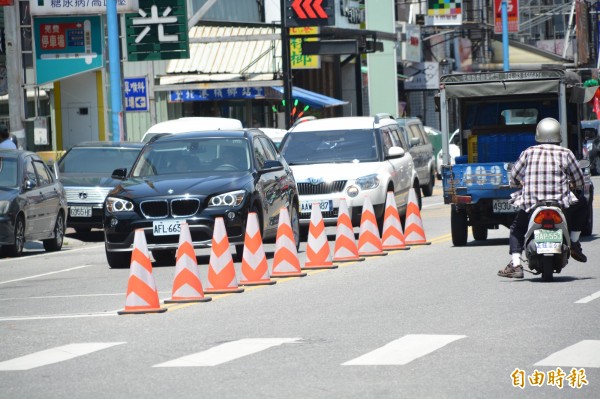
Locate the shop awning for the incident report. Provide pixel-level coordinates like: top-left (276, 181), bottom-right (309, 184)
top-left (269, 86), bottom-right (348, 109)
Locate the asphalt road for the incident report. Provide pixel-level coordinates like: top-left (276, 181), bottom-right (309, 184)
top-left (0, 181), bottom-right (598, 399)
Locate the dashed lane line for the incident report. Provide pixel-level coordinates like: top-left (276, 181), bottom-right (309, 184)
top-left (152, 338), bottom-right (301, 367)
top-left (534, 340), bottom-right (600, 368)
top-left (575, 290), bottom-right (600, 304)
top-left (0, 343), bottom-right (126, 371)
top-left (342, 334), bottom-right (466, 366)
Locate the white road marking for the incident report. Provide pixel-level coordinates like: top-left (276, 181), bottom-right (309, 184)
top-left (153, 338), bottom-right (301, 367)
top-left (0, 265), bottom-right (93, 286)
top-left (0, 343), bottom-right (126, 371)
top-left (342, 334), bottom-right (466, 366)
top-left (534, 340), bottom-right (600, 368)
top-left (575, 290), bottom-right (600, 304)
top-left (0, 312), bottom-right (119, 322)
top-left (0, 245), bottom-right (104, 263)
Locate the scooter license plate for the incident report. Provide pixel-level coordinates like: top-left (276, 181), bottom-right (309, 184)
top-left (534, 229), bottom-right (562, 254)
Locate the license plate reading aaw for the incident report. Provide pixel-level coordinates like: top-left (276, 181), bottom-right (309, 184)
top-left (300, 200), bottom-right (332, 213)
top-left (70, 206), bottom-right (92, 217)
top-left (492, 199), bottom-right (518, 213)
top-left (153, 220), bottom-right (182, 236)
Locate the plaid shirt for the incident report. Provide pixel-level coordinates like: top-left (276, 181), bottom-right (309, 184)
top-left (510, 144), bottom-right (585, 212)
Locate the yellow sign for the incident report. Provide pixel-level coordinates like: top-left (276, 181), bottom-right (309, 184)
top-left (290, 27), bottom-right (320, 69)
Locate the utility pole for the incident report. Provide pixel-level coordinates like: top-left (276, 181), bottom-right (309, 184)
top-left (4, 4), bottom-right (25, 147)
top-left (501, 0), bottom-right (510, 71)
top-left (107, 0), bottom-right (123, 141)
top-left (279, 0), bottom-right (292, 129)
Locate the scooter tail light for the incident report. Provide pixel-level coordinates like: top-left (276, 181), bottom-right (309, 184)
top-left (533, 209), bottom-right (563, 227)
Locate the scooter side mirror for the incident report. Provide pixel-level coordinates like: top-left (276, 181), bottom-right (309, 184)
top-left (578, 159), bottom-right (590, 169)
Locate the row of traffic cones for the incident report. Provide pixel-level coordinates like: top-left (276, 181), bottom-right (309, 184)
top-left (118, 188), bottom-right (428, 314)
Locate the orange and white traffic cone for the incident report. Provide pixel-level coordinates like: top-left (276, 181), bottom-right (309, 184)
top-left (118, 229), bottom-right (167, 314)
top-left (404, 188), bottom-right (431, 246)
top-left (272, 208), bottom-right (307, 278)
top-left (333, 199), bottom-right (364, 262)
top-left (205, 217), bottom-right (245, 294)
top-left (239, 212), bottom-right (276, 286)
top-left (357, 196), bottom-right (387, 257)
top-left (381, 191), bottom-right (410, 251)
top-left (304, 203), bottom-right (338, 270)
top-left (165, 223), bottom-right (212, 304)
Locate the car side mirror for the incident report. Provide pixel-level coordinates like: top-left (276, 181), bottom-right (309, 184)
top-left (261, 160), bottom-right (284, 172)
top-left (24, 179), bottom-right (36, 190)
top-left (387, 146), bottom-right (405, 158)
top-left (410, 137), bottom-right (420, 147)
top-left (111, 168), bottom-right (127, 180)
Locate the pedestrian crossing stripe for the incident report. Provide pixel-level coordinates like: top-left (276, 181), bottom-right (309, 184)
top-left (535, 340), bottom-right (600, 368)
top-left (153, 338), bottom-right (301, 367)
top-left (342, 334), bottom-right (466, 366)
top-left (0, 343), bottom-right (126, 371)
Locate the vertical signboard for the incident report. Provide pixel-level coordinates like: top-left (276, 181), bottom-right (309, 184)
top-left (494, 0), bottom-right (519, 33)
top-left (33, 15), bottom-right (103, 85)
top-left (124, 77), bottom-right (148, 111)
top-left (426, 0), bottom-right (462, 26)
top-left (290, 27), bottom-right (320, 69)
top-left (125, 0), bottom-right (189, 61)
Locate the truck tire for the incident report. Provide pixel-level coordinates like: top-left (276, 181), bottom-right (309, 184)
top-left (472, 225), bottom-right (488, 241)
top-left (451, 205), bottom-right (468, 246)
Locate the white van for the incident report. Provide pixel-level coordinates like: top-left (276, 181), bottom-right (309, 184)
top-left (141, 117), bottom-right (243, 143)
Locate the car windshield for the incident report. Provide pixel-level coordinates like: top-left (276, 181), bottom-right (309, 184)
top-left (0, 157), bottom-right (18, 188)
top-left (58, 147), bottom-right (140, 174)
top-left (280, 129), bottom-right (378, 164)
top-left (131, 137), bottom-right (251, 177)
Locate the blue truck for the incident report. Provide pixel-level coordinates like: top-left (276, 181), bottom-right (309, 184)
top-left (438, 69), bottom-right (595, 246)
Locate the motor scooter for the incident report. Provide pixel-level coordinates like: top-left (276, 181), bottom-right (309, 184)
top-left (524, 201), bottom-right (570, 282)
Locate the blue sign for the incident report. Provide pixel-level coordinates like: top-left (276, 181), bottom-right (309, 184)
top-left (168, 87), bottom-right (266, 102)
top-left (33, 16), bottom-right (103, 85)
top-left (124, 77), bottom-right (148, 112)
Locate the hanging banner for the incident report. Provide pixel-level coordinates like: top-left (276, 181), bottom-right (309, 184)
top-left (494, 0), bottom-right (519, 33)
top-left (30, 0), bottom-right (139, 15)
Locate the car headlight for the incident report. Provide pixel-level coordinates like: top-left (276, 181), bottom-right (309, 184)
top-left (355, 174), bottom-right (380, 190)
top-left (0, 200), bottom-right (10, 215)
top-left (208, 190), bottom-right (246, 207)
top-left (106, 197), bottom-right (134, 213)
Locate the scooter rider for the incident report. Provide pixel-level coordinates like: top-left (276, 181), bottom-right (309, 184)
top-left (498, 117), bottom-right (588, 279)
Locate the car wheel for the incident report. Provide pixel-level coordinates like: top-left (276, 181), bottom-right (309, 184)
top-left (106, 247), bottom-right (132, 269)
top-left (413, 183), bottom-right (422, 210)
top-left (3, 215), bottom-right (25, 257)
top-left (43, 212), bottom-right (65, 252)
top-left (290, 202), bottom-right (301, 249)
top-left (582, 185), bottom-right (594, 236)
top-left (472, 225), bottom-right (488, 241)
top-left (422, 169), bottom-right (435, 197)
top-left (153, 249), bottom-right (176, 266)
top-left (451, 205), bottom-right (468, 246)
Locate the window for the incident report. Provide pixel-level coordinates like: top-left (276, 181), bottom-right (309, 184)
top-left (25, 158), bottom-right (37, 186)
top-left (408, 124), bottom-right (423, 145)
top-left (253, 138), bottom-right (268, 169)
top-left (258, 137), bottom-right (278, 161)
top-left (500, 108), bottom-right (539, 125)
top-left (33, 161), bottom-right (52, 186)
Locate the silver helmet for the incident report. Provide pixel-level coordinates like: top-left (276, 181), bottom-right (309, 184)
top-left (535, 117), bottom-right (561, 144)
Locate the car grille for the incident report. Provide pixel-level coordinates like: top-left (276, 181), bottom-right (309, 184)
top-left (171, 198), bottom-right (200, 217)
top-left (140, 199), bottom-right (201, 219)
top-left (140, 200), bottom-right (169, 218)
top-left (65, 187), bottom-right (112, 204)
top-left (297, 180), bottom-right (347, 195)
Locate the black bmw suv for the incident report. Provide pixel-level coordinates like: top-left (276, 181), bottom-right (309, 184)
top-left (103, 129), bottom-right (300, 268)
